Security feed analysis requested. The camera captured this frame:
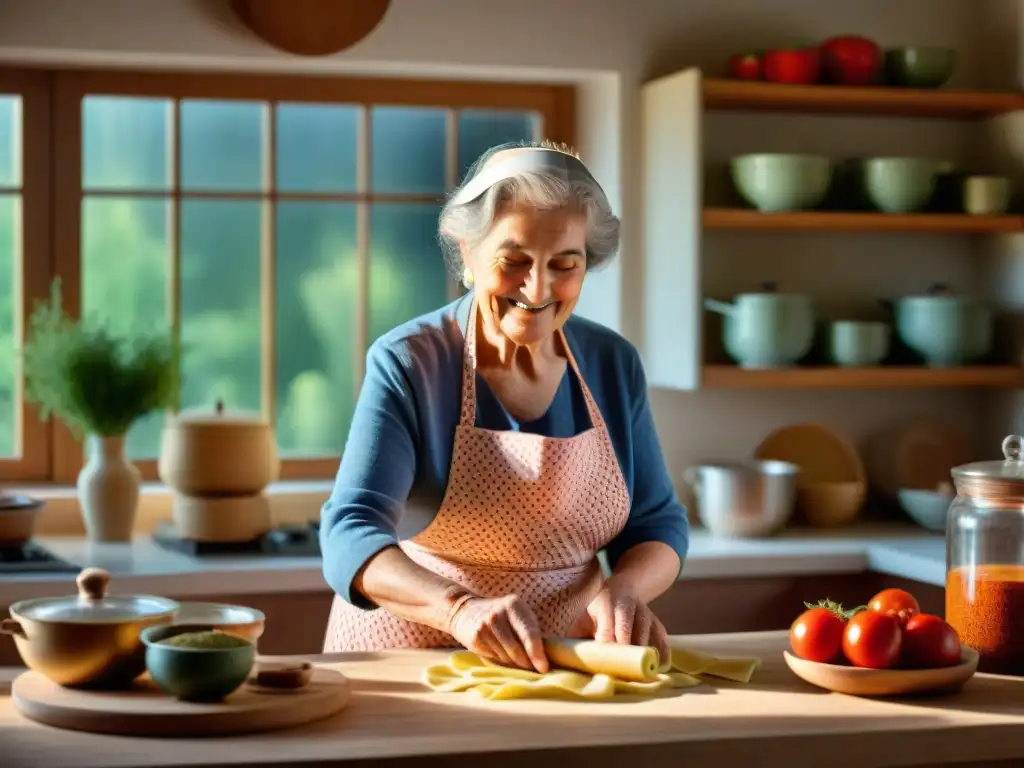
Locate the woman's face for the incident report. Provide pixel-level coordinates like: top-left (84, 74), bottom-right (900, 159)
top-left (465, 203), bottom-right (587, 349)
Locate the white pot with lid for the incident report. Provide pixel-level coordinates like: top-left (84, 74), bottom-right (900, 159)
top-left (158, 400), bottom-right (280, 497)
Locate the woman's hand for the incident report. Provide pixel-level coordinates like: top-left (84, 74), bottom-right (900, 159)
top-left (586, 580), bottom-right (670, 664)
top-left (447, 594), bottom-right (549, 673)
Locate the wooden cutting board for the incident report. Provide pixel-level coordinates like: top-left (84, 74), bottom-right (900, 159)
top-left (12, 667), bottom-right (350, 737)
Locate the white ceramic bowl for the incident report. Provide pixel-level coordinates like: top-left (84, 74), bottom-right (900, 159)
top-left (897, 488), bottom-right (952, 533)
top-left (172, 602), bottom-right (265, 644)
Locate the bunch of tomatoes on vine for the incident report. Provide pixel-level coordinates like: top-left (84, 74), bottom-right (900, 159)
top-left (790, 588), bottom-right (962, 669)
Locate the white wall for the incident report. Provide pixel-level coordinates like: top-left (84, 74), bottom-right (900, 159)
top-left (1, 0), bottom-right (1020, 495)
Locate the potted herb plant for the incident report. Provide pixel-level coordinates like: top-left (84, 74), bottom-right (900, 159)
top-left (22, 279), bottom-right (180, 541)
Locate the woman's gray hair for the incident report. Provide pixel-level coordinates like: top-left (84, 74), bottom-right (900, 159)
top-left (438, 140), bottom-right (620, 279)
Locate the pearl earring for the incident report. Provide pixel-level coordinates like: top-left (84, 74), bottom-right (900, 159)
top-left (462, 267), bottom-right (474, 288)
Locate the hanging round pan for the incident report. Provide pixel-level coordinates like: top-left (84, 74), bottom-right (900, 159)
top-left (232, 0), bottom-right (392, 57)
top-left (0, 494), bottom-right (45, 547)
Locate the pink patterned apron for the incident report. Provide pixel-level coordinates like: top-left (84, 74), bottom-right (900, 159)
top-left (324, 302), bottom-right (631, 651)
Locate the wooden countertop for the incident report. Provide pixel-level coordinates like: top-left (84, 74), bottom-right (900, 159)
top-left (4, 630), bottom-right (1024, 768)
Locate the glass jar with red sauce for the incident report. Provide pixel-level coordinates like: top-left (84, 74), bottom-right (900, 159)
top-left (947, 434), bottom-right (1024, 675)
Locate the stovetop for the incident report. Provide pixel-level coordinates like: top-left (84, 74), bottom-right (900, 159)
top-left (152, 520), bottom-right (321, 557)
top-left (0, 541), bottom-right (79, 574)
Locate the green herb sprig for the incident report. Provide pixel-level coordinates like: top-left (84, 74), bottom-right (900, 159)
top-left (21, 278), bottom-right (181, 438)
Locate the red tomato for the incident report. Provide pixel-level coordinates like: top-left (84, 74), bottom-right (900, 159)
top-left (902, 614), bottom-right (961, 668)
top-left (790, 607), bottom-right (845, 663)
top-left (763, 48), bottom-right (821, 84)
top-left (728, 53), bottom-right (762, 80)
top-left (843, 611), bottom-right (902, 669)
top-left (820, 35), bottom-right (881, 85)
top-left (868, 588), bottom-right (920, 627)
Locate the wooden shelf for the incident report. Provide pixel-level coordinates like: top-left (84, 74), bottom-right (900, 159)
top-left (702, 78), bottom-right (1024, 119)
top-left (702, 208), bottom-right (1024, 234)
top-left (702, 365), bottom-right (1024, 390)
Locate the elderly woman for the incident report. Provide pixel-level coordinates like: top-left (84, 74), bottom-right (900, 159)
top-left (321, 140), bottom-right (688, 673)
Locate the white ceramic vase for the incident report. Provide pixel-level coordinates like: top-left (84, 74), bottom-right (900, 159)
top-left (77, 434), bottom-right (141, 542)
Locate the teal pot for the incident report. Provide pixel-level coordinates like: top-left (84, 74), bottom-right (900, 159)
top-left (142, 623), bottom-right (255, 703)
top-left (864, 157), bottom-right (942, 213)
top-left (704, 282), bottom-right (815, 369)
top-left (887, 283), bottom-right (993, 367)
top-left (884, 47), bottom-right (956, 89)
top-left (730, 154), bottom-right (832, 212)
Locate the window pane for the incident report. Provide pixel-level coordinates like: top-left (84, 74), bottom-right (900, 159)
top-left (180, 200), bottom-right (262, 418)
top-left (458, 109), bottom-right (539, 181)
top-left (276, 103), bottom-right (358, 193)
top-left (276, 202), bottom-right (357, 456)
top-left (0, 195), bottom-right (18, 456)
top-left (81, 196), bottom-right (169, 459)
top-left (370, 107), bottom-right (446, 194)
top-left (0, 96), bottom-right (20, 187)
top-left (369, 203), bottom-right (448, 343)
top-left (181, 100), bottom-right (264, 191)
top-left (83, 97), bottom-right (170, 191)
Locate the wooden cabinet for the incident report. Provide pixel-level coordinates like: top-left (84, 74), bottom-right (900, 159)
top-left (640, 69), bottom-right (1024, 393)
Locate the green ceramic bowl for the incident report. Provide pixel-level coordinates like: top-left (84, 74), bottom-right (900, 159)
top-left (730, 154), bottom-right (832, 212)
top-left (142, 623), bottom-right (255, 703)
top-left (884, 47), bottom-right (956, 88)
top-left (864, 157), bottom-right (941, 213)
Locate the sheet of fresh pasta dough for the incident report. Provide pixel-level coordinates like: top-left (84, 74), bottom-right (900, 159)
top-left (422, 639), bottom-right (761, 701)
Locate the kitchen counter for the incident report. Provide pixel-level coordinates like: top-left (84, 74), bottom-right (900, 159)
top-left (3, 630), bottom-right (1022, 768)
top-left (0, 524), bottom-right (947, 603)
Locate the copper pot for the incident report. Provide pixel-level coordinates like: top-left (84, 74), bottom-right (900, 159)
top-left (0, 494), bottom-right (45, 547)
top-left (0, 568), bottom-right (179, 688)
top-left (158, 400), bottom-right (280, 496)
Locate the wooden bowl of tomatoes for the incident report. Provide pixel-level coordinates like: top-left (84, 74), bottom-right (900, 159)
top-left (785, 588), bottom-right (978, 697)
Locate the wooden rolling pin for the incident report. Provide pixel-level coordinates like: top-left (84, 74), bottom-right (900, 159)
top-left (542, 638), bottom-right (662, 682)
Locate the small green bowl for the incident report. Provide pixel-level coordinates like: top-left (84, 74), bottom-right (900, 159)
top-left (863, 157), bottom-right (942, 213)
top-left (142, 623), bottom-right (255, 703)
top-left (884, 47), bottom-right (956, 88)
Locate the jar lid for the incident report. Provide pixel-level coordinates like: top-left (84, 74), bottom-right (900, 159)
top-left (12, 568), bottom-right (179, 623)
top-left (169, 400), bottom-right (268, 428)
top-left (951, 434), bottom-right (1024, 486)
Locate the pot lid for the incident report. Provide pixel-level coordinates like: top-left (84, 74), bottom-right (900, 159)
top-left (951, 435), bottom-right (1024, 504)
top-left (737, 280), bottom-right (806, 299)
top-left (900, 282), bottom-right (976, 301)
top-left (952, 435), bottom-right (1024, 481)
top-left (169, 399), bottom-right (268, 428)
top-left (0, 493), bottom-right (43, 512)
top-left (13, 567), bottom-right (179, 623)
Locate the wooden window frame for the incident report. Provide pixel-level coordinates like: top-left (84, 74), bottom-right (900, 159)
top-left (0, 69), bottom-right (52, 482)
top-left (35, 68), bottom-right (576, 485)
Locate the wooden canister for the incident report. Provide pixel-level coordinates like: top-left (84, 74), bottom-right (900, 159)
top-left (158, 401), bottom-right (280, 497)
